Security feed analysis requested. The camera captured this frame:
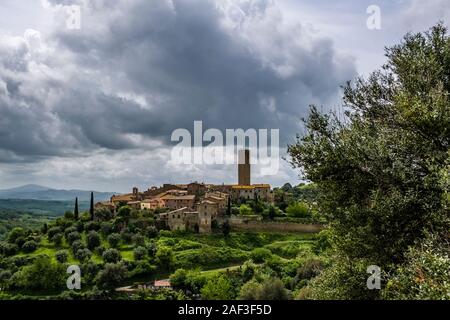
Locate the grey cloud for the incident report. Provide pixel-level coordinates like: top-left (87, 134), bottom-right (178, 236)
top-left (0, 0), bottom-right (356, 166)
top-left (51, 0), bottom-right (356, 146)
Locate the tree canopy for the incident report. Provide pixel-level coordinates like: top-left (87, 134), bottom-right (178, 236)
top-left (288, 23), bottom-right (450, 299)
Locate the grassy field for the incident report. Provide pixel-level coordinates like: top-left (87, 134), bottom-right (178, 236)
top-left (16, 231), bottom-right (316, 275)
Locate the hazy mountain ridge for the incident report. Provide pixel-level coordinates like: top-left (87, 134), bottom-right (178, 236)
top-left (0, 184), bottom-right (117, 201)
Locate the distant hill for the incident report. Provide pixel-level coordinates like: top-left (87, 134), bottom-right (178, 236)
top-left (0, 199), bottom-right (90, 216)
top-left (0, 184), bottom-right (117, 202)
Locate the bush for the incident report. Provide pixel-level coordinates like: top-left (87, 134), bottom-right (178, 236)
top-left (170, 269), bottom-right (188, 290)
top-left (263, 205), bottom-right (279, 220)
top-left (74, 221), bottom-right (84, 233)
top-left (174, 247), bottom-right (249, 269)
top-left (156, 246), bottom-right (173, 270)
top-left (81, 261), bottom-right (99, 284)
top-left (239, 278), bottom-right (291, 300)
top-left (133, 234), bottom-right (145, 247)
top-left (170, 269), bottom-right (207, 293)
top-left (7, 255), bottom-right (31, 268)
top-left (296, 287), bottom-right (313, 300)
top-left (47, 227), bottom-right (62, 240)
top-left (312, 229), bottom-right (331, 254)
top-left (67, 231), bottom-right (81, 245)
top-left (117, 206), bottom-right (131, 219)
top-left (87, 231), bottom-right (101, 250)
top-left (146, 226), bottom-right (159, 238)
top-left (293, 258), bottom-right (325, 287)
top-left (0, 270), bottom-right (12, 287)
top-left (14, 236), bottom-right (26, 248)
top-left (0, 242), bottom-right (19, 256)
top-left (241, 260), bottom-right (257, 282)
top-left (64, 226), bottom-right (77, 237)
top-left (55, 250), bottom-right (68, 263)
top-left (95, 208), bottom-right (113, 221)
top-left (102, 248), bottom-right (122, 263)
top-left (100, 222), bottom-right (113, 236)
top-left (250, 248), bottom-right (272, 263)
top-left (95, 245), bottom-right (106, 256)
top-left (200, 274), bottom-right (234, 300)
top-left (383, 236), bottom-right (450, 300)
top-left (50, 233), bottom-right (63, 246)
top-left (7, 227), bottom-right (26, 244)
top-left (238, 279), bottom-right (261, 300)
top-left (107, 233), bottom-right (121, 248)
top-left (129, 261), bottom-right (156, 277)
top-left (286, 202), bottom-right (310, 218)
top-left (159, 230), bottom-right (172, 237)
top-left (120, 231), bottom-right (133, 244)
top-left (146, 242), bottom-right (157, 257)
top-left (9, 255), bottom-right (66, 291)
top-left (133, 246), bottom-right (147, 261)
top-left (64, 211), bottom-right (75, 220)
top-left (22, 240), bottom-right (38, 253)
top-left (71, 240), bottom-right (86, 255)
top-left (239, 204), bottom-right (253, 215)
top-left (84, 221), bottom-right (100, 232)
top-left (75, 248), bottom-right (92, 262)
top-left (95, 263), bottom-right (128, 290)
top-left (308, 258), bottom-right (379, 300)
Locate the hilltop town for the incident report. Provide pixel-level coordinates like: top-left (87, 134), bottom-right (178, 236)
top-left (96, 150), bottom-right (274, 233)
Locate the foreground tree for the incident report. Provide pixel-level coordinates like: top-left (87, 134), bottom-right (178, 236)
top-left (95, 263), bottom-right (128, 290)
top-left (9, 255), bottom-right (66, 291)
top-left (200, 274), bottom-right (234, 300)
top-left (288, 24), bottom-right (450, 299)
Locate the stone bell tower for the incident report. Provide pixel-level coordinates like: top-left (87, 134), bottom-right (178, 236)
top-left (238, 149), bottom-right (251, 186)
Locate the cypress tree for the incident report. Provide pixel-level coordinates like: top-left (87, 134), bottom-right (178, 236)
top-left (90, 192), bottom-right (94, 221)
top-left (226, 196), bottom-right (231, 216)
top-left (74, 197), bottom-right (79, 220)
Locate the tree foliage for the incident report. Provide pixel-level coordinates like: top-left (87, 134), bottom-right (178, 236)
top-left (288, 24), bottom-right (450, 299)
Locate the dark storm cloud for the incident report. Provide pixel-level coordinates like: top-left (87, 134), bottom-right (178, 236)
top-left (0, 0), bottom-right (356, 163)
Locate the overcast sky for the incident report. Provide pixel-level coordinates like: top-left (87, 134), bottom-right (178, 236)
top-left (0, 0), bottom-right (448, 192)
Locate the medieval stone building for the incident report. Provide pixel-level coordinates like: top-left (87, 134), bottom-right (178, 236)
top-left (100, 149), bottom-right (274, 233)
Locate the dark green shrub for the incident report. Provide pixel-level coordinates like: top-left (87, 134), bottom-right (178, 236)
top-left (102, 248), bottom-right (122, 263)
top-left (55, 250), bottom-right (68, 263)
top-left (67, 231), bottom-right (81, 245)
top-left (133, 234), bottom-right (145, 247)
top-left (250, 248), bottom-right (272, 263)
top-left (146, 226), bottom-right (158, 238)
top-left (87, 231), bottom-right (101, 250)
top-left (107, 233), bottom-right (121, 248)
top-left (22, 240), bottom-right (38, 253)
top-left (133, 246), bottom-right (147, 261)
top-left (75, 248), bottom-right (92, 262)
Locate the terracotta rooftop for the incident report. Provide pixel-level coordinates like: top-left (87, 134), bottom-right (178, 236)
top-left (154, 280), bottom-right (171, 288)
top-left (161, 195), bottom-right (196, 200)
top-left (111, 193), bottom-right (135, 201)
